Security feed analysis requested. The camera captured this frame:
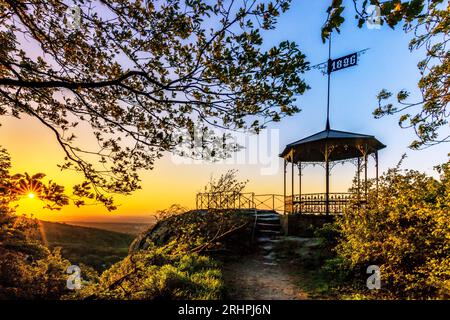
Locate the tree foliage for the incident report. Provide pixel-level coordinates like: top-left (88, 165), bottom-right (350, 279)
top-left (0, 146), bottom-right (88, 299)
top-left (0, 146), bottom-right (72, 210)
top-left (324, 0), bottom-right (449, 149)
top-left (334, 159), bottom-right (450, 299)
top-left (0, 0), bottom-right (309, 208)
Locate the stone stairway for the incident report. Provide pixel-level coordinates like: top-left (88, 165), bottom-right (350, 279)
top-left (253, 210), bottom-right (283, 266)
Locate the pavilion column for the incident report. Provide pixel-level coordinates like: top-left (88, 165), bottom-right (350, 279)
top-left (375, 151), bottom-right (379, 197)
top-left (291, 159), bottom-right (295, 213)
top-left (283, 159), bottom-right (287, 214)
top-left (298, 162), bottom-right (302, 214)
top-left (364, 151), bottom-right (368, 200)
top-left (357, 156), bottom-right (361, 202)
top-left (325, 143), bottom-right (330, 216)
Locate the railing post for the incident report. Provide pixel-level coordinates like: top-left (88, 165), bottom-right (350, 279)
top-left (252, 192), bottom-right (255, 209)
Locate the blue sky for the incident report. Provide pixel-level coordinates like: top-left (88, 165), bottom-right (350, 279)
top-left (3, 0), bottom-right (448, 221)
top-left (265, 0), bottom-right (448, 175)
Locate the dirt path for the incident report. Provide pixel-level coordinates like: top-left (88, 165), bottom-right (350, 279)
top-left (222, 254), bottom-right (308, 300)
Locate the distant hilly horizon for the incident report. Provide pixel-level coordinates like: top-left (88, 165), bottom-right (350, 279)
top-left (59, 220), bottom-right (154, 235)
top-left (60, 215), bottom-right (157, 224)
top-left (35, 220), bottom-right (138, 271)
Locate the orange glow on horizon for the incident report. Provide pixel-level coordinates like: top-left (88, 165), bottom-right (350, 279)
top-left (1, 115), bottom-right (355, 223)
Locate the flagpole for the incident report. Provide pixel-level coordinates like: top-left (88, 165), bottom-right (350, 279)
top-left (326, 33), bottom-right (332, 131)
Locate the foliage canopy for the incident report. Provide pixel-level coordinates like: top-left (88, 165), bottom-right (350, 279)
top-left (324, 0), bottom-right (449, 149)
top-left (333, 159), bottom-right (450, 299)
top-left (0, 0), bottom-right (309, 208)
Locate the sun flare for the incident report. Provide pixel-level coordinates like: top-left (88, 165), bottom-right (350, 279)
top-left (27, 193), bottom-right (35, 199)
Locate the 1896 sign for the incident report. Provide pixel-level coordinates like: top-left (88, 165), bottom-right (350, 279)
top-left (328, 52), bottom-right (358, 74)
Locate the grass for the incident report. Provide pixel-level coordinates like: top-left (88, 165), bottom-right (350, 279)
top-left (291, 267), bottom-right (336, 299)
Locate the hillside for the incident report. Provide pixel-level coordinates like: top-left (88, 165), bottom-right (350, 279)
top-left (39, 221), bottom-right (135, 272)
top-left (62, 221), bottom-right (154, 235)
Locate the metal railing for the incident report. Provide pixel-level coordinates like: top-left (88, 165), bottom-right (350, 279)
top-left (286, 192), bottom-right (364, 214)
top-left (196, 191), bottom-right (362, 214)
top-left (196, 192), bottom-right (285, 213)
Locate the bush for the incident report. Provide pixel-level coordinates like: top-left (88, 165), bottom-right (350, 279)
top-left (71, 244), bottom-right (224, 300)
top-left (333, 160), bottom-right (450, 299)
top-left (314, 222), bottom-right (340, 249)
top-left (0, 214), bottom-right (71, 299)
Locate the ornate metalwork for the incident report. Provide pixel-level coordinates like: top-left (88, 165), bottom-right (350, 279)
top-left (196, 192), bottom-right (285, 213)
top-left (299, 157), bottom-right (360, 171)
top-left (290, 192), bottom-right (366, 214)
top-left (301, 161), bottom-right (326, 169)
top-left (370, 152), bottom-right (378, 162)
top-left (196, 191), bottom-right (364, 215)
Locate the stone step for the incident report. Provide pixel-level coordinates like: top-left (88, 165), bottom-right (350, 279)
top-left (261, 244), bottom-right (274, 251)
top-left (256, 214), bottom-right (280, 220)
top-left (257, 210), bottom-right (278, 214)
top-left (256, 235), bottom-right (282, 242)
top-left (256, 222), bottom-right (281, 228)
top-left (258, 229), bottom-right (282, 235)
top-left (262, 261), bottom-right (278, 266)
top-left (256, 236), bottom-right (275, 243)
top-left (263, 251), bottom-right (277, 259)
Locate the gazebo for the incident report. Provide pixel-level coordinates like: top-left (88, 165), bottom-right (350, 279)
top-left (279, 123), bottom-right (386, 215)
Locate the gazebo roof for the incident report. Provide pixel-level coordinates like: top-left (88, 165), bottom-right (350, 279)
top-left (279, 128), bottom-right (386, 162)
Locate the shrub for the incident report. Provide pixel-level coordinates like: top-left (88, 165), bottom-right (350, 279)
top-left (72, 244), bottom-right (224, 300)
top-left (0, 214), bottom-right (71, 299)
top-left (333, 160), bottom-right (450, 299)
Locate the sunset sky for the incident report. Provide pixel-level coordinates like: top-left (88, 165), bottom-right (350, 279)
top-left (2, 1), bottom-right (448, 223)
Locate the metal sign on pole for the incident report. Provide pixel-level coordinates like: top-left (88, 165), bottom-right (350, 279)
top-left (328, 52), bottom-right (358, 74)
top-left (308, 33), bottom-right (369, 130)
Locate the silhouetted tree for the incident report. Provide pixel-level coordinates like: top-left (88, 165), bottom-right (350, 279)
top-left (0, 0), bottom-right (309, 208)
top-left (324, 0), bottom-right (449, 149)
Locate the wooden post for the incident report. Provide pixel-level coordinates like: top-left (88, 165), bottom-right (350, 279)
top-left (252, 192), bottom-right (255, 209)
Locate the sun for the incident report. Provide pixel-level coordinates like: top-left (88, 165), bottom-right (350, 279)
top-left (27, 192), bottom-right (36, 199)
